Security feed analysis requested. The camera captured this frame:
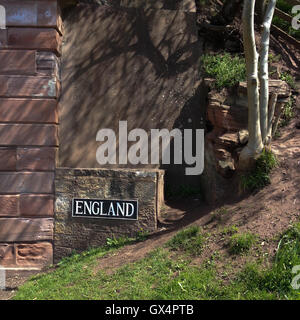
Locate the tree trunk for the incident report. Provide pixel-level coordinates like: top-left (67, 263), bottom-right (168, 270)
top-left (259, 0), bottom-right (277, 143)
top-left (239, 0), bottom-right (264, 170)
top-left (266, 92), bottom-right (278, 143)
top-left (256, 0), bottom-right (268, 24)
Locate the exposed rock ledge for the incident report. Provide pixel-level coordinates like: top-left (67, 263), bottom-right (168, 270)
top-left (201, 79), bottom-right (291, 204)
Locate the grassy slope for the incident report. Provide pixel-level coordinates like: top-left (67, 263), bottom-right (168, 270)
top-left (14, 221), bottom-right (300, 300)
top-left (13, 107), bottom-right (300, 300)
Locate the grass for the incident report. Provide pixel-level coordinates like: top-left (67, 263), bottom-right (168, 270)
top-left (211, 207), bottom-right (229, 223)
top-left (280, 72), bottom-right (296, 90)
top-left (268, 53), bottom-right (281, 64)
top-left (201, 53), bottom-right (246, 89)
top-left (241, 148), bottom-right (278, 192)
top-left (229, 232), bottom-right (257, 255)
top-left (13, 221), bottom-right (300, 300)
top-left (166, 226), bottom-right (205, 256)
top-left (276, 0), bottom-right (293, 13)
top-left (106, 230), bottom-right (149, 248)
top-left (221, 225), bottom-right (239, 236)
top-left (280, 97), bottom-right (295, 127)
top-left (232, 223), bottom-right (300, 299)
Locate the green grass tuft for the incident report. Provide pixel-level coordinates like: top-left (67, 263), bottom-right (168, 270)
top-left (211, 207), bottom-right (229, 223)
top-left (166, 226), bottom-right (205, 256)
top-left (201, 53), bottom-right (246, 89)
top-left (280, 72), bottom-right (296, 90)
top-left (241, 148), bottom-right (278, 192)
top-left (229, 232), bottom-right (257, 255)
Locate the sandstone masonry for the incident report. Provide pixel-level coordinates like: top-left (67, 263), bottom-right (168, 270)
top-left (0, 0), bottom-right (62, 268)
top-left (54, 168), bottom-right (164, 263)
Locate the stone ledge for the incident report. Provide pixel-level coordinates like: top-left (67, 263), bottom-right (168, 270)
top-left (119, 0), bottom-right (196, 12)
top-left (55, 167), bottom-right (164, 179)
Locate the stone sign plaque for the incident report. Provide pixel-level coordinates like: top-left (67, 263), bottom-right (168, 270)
top-left (72, 198), bottom-right (138, 221)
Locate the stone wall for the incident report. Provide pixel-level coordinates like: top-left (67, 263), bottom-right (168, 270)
top-left (54, 168), bottom-right (164, 262)
top-left (0, 0), bottom-right (62, 268)
top-left (59, 2), bottom-right (204, 192)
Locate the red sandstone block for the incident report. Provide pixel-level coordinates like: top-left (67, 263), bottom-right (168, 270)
top-left (0, 148), bottom-right (17, 171)
top-left (0, 50), bottom-right (36, 75)
top-left (0, 218), bottom-right (53, 242)
top-left (0, 172), bottom-right (54, 193)
top-left (20, 194), bottom-right (54, 217)
top-left (0, 195), bottom-right (19, 216)
top-left (17, 147), bottom-right (56, 171)
top-left (0, 124), bottom-right (58, 146)
top-left (0, 29), bottom-right (7, 47)
top-left (1, 1), bottom-right (37, 25)
top-left (7, 28), bottom-right (61, 55)
top-left (15, 242), bottom-right (53, 267)
top-left (36, 52), bottom-right (59, 77)
top-left (0, 99), bottom-right (58, 123)
top-left (0, 75), bottom-right (58, 98)
top-left (0, 244), bottom-right (15, 266)
top-left (0, 1), bottom-right (62, 33)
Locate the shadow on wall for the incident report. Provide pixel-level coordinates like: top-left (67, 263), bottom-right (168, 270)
top-left (59, 3), bottom-right (204, 192)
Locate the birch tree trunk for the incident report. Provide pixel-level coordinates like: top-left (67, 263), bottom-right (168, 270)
top-left (259, 0), bottom-right (277, 143)
top-left (239, 0), bottom-right (264, 170)
top-left (256, 0), bottom-right (267, 24)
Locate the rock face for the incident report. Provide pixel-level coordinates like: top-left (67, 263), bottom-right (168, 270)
top-left (54, 168), bottom-right (164, 262)
top-left (202, 79), bottom-right (291, 204)
top-left (59, 3), bottom-right (203, 192)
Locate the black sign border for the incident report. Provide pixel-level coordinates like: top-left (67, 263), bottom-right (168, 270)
top-left (71, 198), bottom-right (139, 221)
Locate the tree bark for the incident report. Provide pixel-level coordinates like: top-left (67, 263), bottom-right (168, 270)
top-left (239, 0), bottom-right (264, 170)
top-left (259, 0), bottom-right (277, 143)
top-left (256, 0), bottom-right (268, 24)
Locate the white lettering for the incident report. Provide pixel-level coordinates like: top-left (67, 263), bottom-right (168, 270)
top-left (75, 200), bottom-right (83, 215)
top-left (126, 203), bottom-right (135, 217)
top-left (116, 202), bottom-right (125, 216)
top-left (96, 129), bottom-right (117, 164)
top-left (83, 201), bottom-right (92, 215)
top-left (151, 128), bottom-right (182, 164)
top-left (128, 129), bottom-right (149, 165)
top-left (119, 121), bottom-right (128, 164)
top-left (108, 202), bottom-right (116, 216)
top-left (96, 121), bottom-right (205, 175)
top-left (184, 129), bottom-right (204, 176)
top-left (92, 202), bottom-right (100, 215)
